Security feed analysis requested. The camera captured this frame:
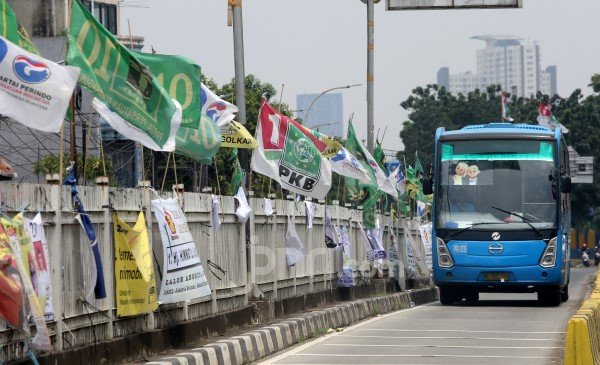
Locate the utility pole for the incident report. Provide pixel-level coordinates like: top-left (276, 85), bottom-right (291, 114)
top-left (229, 0), bottom-right (249, 174)
top-left (362, 0), bottom-right (380, 153)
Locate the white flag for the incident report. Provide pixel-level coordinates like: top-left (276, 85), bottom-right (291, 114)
top-left (0, 37), bottom-right (79, 132)
top-left (201, 83), bottom-right (238, 127)
top-left (285, 215), bottom-right (306, 266)
top-left (305, 201), bottom-right (316, 228)
top-left (324, 207), bottom-right (339, 248)
top-left (330, 147), bottom-right (372, 183)
top-left (234, 187), bottom-right (252, 223)
top-left (264, 198), bottom-right (274, 216)
top-left (93, 98), bottom-right (182, 151)
top-left (211, 195), bottom-right (221, 234)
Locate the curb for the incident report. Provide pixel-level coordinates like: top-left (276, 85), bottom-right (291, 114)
top-left (145, 287), bottom-right (438, 365)
top-left (563, 270), bottom-right (600, 365)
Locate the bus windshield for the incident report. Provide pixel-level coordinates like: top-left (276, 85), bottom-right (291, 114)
top-left (436, 139), bottom-right (557, 230)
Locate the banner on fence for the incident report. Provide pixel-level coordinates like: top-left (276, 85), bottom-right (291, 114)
top-left (23, 213), bottom-right (54, 322)
top-left (324, 208), bottom-right (339, 249)
top-left (1, 214), bottom-right (51, 350)
top-left (419, 222), bottom-right (433, 270)
top-left (337, 226), bottom-right (355, 287)
top-left (0, 221), bottom-right (26, 331)
top-left (285, 215), bottom-right (306, 266)
top-left (152, 198), bottom-right (211, 303)
top-left (403, 221), bottom-right (430, 278)
top-left (114, 213), bottom-right (158, 317)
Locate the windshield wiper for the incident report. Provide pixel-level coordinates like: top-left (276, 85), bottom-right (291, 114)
top-left (490, 206), bottom-right (543, 238)
top-left (449, 222), bottom-right (505, 238)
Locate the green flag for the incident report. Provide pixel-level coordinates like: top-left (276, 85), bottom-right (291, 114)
top-left (0, 0), bottom-right (38, 54)
top-left (415, 151), bottom-right (424, 176)
top-left (362, 206), bottom-right (376, 229)
top-left (134, 52), bottom-right (221, 163)
top-left (344, 120), bottom-right (380, 209)
top-left (67, 0), bottom-right (180, 150)
top-left (229, 148), bottom-right (243, 193)
top-left (374, 139), bottom-right (385, 170)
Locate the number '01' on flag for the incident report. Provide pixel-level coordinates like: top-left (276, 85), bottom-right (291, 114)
top-left (251, 100), bottom-right (332, 199)
top-left (0, 36), bottom-right (79, 132)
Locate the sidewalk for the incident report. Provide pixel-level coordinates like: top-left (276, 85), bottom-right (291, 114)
top-left (143, 287), bottom-right (438, 365)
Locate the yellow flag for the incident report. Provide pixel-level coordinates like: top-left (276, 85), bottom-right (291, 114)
top-left (220, 121), bottom-right (258, 149)
top-left (114, 212), bottom-right (157, 317)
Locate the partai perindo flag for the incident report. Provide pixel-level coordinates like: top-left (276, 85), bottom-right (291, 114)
top-left (67, 0), bottom-right (181, 150)
top-left (251, 100), bottom-right (332, 199)
top-left (0, 36), bottom-right (79, 133)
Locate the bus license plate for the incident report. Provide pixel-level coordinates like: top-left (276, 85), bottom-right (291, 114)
top-left (484, 273), bottom-right (509, 281)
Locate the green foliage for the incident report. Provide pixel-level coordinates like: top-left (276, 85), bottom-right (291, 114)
top-left (399, 78), bottom-right (600, 228)
top-left (33, 153), bottom-right (112, 183)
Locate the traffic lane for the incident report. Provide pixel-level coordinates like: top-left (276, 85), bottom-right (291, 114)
top-left (262, 266), bottom-right (597, 365)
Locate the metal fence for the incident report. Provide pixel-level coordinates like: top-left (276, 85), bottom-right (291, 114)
top-left (0, 182), bottom-right (427, 362)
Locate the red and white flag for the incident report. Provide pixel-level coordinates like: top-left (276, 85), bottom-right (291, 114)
top-left (251, 100), bottom-right (332, 199)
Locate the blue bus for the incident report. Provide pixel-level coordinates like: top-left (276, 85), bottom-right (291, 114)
top-left (426, 123), bottom-right (572, 306)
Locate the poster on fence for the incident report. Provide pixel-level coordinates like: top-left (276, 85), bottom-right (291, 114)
top-left (114, 213), bottom-right (158, 317)
top-left (337, 226), bottom-right (355, 287)
top-left (403, 221), bottom-right (430, 279)
top-left (23, 214), bottom-right (54, 321)
top-left (1, 214), bottom-right (52, 350)
top-left (418, 222), bottom-right (433, 270)
top-left (0, 222), bottom-right (26, 331)
top-left (152, 198), bottom-right (211, 304)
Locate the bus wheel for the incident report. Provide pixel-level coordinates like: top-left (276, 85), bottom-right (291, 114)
top-left (465, 290), bottom-right (479, 304)
top-left (538, 288), bottom-right (561, 306)
top-left (561, 284), bottom-right (569, 302)
top-left (439, 286), bottom-right (455, 305)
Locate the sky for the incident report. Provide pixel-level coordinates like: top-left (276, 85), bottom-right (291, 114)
top-left (121, 0), bottom-right (600, 155)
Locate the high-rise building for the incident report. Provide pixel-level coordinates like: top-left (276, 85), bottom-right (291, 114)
top-left (437, 35), bottom-right (557, 98)
top-left (296, 93), bottom-right (344, 138)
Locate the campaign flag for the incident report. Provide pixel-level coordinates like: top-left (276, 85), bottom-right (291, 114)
top-left (501, 91), bottom-right (513, 122)
top-left (537, 101), bottom-right (569, 133)
top-left (1, 214), bottom-right (52, 350)
top-left (357, 222), bottom-right (385, 260)
top-left (152, 198), bottom-right (211, 303)
top-left (114, 212), bottom-right (158, 317)
top-left (63, 169), bottom-right (107, 299)
top-left (300, 127), bottom-right (342, 158)
top-left (220, 120), bottom-right (257, 149)
top-left (0, 0), bottom-right (38, 54)
top-left (0, 221), bottom-right (26, 331)
top-left (67, 0), bottom-right (181, 150)
top-left (134, 52), bottom-right (221, 162)
top-left (285, 215), bottom-right (306, 266)
top-left (324, 208), bottom-right (339, 248)
top-left (344, 121), bottom-right (380, 208)
top-left (201, 83), bottom-right (238, 127)
top-left (229, 149), bottom-right (244, 192)
top-left (23, 213), bottom-right (54, 321)
top-left (374, 139), bottom-right (386, 169)
top-left (403, 221), bottom-right (430, 278)
top-left (414, 151), bottom-right (424, 176)
top-left (251, 100), bottom-right (332, 199)
top-left (330, 147), bottom-right (372, 183)
top-left (0, 37), bottom-right (79, 132)
top-left (337, 226), bottom-right (354, 287)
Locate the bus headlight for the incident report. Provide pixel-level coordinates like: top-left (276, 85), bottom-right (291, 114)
top-left (540, 237), bottom-right (557, 268)
top-left (437, 238), bottom-right (454, 268)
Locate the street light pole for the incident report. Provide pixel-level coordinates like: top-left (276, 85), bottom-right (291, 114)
top-left (303, 83), bottom-right (362, 126)
top-left (362, 0), bottom-right (380, 153)
top-left (230, 0), bottom-right (249, 174)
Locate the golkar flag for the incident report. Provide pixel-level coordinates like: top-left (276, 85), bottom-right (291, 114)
top-left (0, 36), bottom-right (79, 132)
top-left (251, 100), bottom-right (332, 199)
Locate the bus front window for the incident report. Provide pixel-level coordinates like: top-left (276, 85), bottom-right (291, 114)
top-left (437, 140), bottom-right (557, 230)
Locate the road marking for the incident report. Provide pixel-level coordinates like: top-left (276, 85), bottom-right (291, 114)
top-left (336, 335), bottom-right (565, 341)
top-left (320, 343), bottom-right (563, 349)
top-left (257, 302), bottom-right (432, 364)
top-left (290, 353), bottom-right (561, 359)
top-left (361, 328), bottom-right (566, 334)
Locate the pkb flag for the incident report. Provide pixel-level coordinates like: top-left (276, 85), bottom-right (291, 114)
top-left (251, 100), bottom-right (332, 199)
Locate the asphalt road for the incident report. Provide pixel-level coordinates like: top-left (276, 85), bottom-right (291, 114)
top-left (260, 266), bottom-right (598, 365)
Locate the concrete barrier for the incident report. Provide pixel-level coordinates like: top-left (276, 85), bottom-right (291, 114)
top-left (564, 270), bottom-right (600, 365)
top-left (145, 288), bottom-right (438, 365)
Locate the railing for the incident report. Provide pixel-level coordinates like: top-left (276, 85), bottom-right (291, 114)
top-left (0, 182), bottom-right (426, 362)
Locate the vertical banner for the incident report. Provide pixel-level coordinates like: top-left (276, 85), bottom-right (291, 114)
top-left (403, 221), bottom-right (430, 278)
top-left (418, 222), bottom-right (433, 270)
top-left (0, 222), bottom-right (26, 331)
top-left (285, 215), bottom-right (306, 266)
top-left (152, 198), bottom-right (211, 304)
top-left (337, 226), bottom-right (355, 287)
top-left (324, 208), bottom-right (339, 248)
top-left (23, 213), bottom-right (54, 321)
top-left (1, 214), bottom-right (52, 350)
top-left (114, 213), bottom-right (158, 317)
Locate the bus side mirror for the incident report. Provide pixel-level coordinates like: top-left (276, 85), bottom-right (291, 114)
top-left (561, 176), bottom-right (572, 193)
top-left (422, 177), bottom-right (433, 195)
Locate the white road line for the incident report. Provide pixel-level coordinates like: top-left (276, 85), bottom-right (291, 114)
top-left (361, 328), bottom-right (566, 334)
top-left (336, 335), bottom-right (565, 341)
top-left (257, 303), bottom-right (432, 364)
top-left (320, 343), bottom-right (563, 349)
top-left (291, 353), bottom-right (561, 359)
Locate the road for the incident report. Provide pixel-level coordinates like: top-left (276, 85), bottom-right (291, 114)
top-left (260, 266), bottom-right (598, 365)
